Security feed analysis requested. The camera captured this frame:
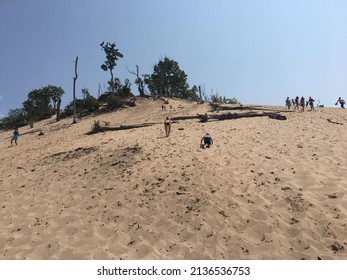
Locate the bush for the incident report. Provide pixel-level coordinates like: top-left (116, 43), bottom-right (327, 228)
top-left (106, 95), bottom-right (122, 110)
top-left (84, 95), bottom-right (99, 112)
top-left (62, 96), bottom-right (99, 117)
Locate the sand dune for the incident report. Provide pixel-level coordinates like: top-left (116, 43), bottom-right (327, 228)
top-left (0, 98), bottom-right (346, 260)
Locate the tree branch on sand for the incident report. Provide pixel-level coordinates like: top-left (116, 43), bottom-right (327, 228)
top-left (327, 119), bottom-right (343, 125)
top-left (210, 103), bottom-right (289, 113)
top-left (171, 111), bottom-right (287, 122)
top-left (87, 121), bottom-right (157, 135)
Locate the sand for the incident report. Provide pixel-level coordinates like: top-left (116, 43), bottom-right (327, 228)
top-left (0, 98), bottom-right (346, 260)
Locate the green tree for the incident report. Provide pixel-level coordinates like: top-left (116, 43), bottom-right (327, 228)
top-left (144, 57), bottom-right (199, 101)
top-left (43, 85), bottom-right (64, 121)
top-left (100, 41), bottom-right (123, 95)
top-left (23, 88), bottom-right (52, 122)
top-left (22, 85), bottom-right (65, 124)
top-left (0, 108), bottom-right (27, 129)
top-left (43, 85), bottom-right (64, 111)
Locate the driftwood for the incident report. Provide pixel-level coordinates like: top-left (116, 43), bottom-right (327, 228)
top-left (171, 115), bottom-right (200, 121)
top-left (173, 111), bottom-right (287, 122)
top-left (211, 103), bottom-right (288, 113)
top-left (211, 112), bottom-right (286, 121)
top-left (327, 119), bottom-right (343, 125)
top-left (87, 123), bottom-right (156, 135)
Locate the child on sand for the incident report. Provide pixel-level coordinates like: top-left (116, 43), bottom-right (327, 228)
top-left (201, 133), bottom-right (213, 149)
top-left (164, 117), bottom-right (171, 137)
top-left (11, 128), bottom-right (19, 146)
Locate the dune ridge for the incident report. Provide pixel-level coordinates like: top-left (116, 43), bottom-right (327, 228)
top-left (1, 98), bottom-right (346, 260)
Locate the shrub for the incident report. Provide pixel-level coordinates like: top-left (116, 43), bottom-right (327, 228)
top-left (90, 120), bottom-right (101, 133)
top-left (62, 96), bottom-right (99, 117)
top-left (106, 95), bottom-right (122, 110)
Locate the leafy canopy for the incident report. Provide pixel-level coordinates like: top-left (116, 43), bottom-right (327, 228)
top-left (144, 57), bottom-right (199, 101)
top-left (22, 85), bottom-right (64, 121)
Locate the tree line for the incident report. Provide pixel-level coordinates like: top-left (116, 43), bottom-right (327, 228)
top-left (1, 41), bottom-right (237, 129)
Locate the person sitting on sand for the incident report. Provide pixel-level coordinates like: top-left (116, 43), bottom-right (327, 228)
top-left (11, 128), bottom-right (19, 146)
top-left (335, 97), bottom-right (345, 109)
top-left (308, 96), bottom-right (315, 111)
top-left (285, 97), bottom-right (291, 110)
top-left (164, 117), bottom-right (171, 137)
top-left (201, 133), bottom-right (213, 149)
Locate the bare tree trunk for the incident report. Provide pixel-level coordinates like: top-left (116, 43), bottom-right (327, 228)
top-left (56, 97), bottom-right (61, 121)
top-left (136, 65), bottom-right (145, 97)
top-left (110, 70), bottom-right (115, 95)
top-left (98, 83), bottom-right (101, 99)
top-left (198, 86), bottom-right (202, 102)
top-left (73, 56), bottom-right (78, 124)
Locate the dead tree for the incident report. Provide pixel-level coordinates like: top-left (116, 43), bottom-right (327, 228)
top-left (73, 56), bottom-right (78, 124)
top-left (128, 65), bottom-right (145, 97)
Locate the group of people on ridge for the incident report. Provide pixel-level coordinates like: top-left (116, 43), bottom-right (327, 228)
top-left (285, 96), bottom-right (315, 112)
top-left (286, 96), bottom-right (346, 111)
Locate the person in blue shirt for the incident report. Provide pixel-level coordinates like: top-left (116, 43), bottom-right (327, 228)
top-left (11, 128), bottom-right (19, 146)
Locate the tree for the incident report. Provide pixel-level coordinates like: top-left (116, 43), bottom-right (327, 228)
top-left (0, 108), bottom-right (27, 129)
top-left (22, 85), bottom-right (65, 125)
top-left (100, 41), bottom-right (123, 95)
top-left (144, 57), bottom-right (199, 101)
top-left (23, 88), bottom-right (52, 123)
top-left (128, 65), bottom-right (145, 97)
top-left (42, 85), bottom-right (64, 121)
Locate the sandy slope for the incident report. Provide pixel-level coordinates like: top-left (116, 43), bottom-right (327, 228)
top-left (0, 98), bottom-right (346, 260)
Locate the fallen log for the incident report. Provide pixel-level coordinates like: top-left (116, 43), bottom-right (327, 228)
top-left (171, 115), bottom-right (200, 121)
top-left (211, 103), bottom-right (288, 113)
top-left (211, 112), bottom-right (286, 121)
top-left (87, 122), bottom-right (157, 135)
top-left (172, 112), bottom-right (287, 122)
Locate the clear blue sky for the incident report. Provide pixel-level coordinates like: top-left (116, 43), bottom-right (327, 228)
top-left (1, 0), bottom-right (347, 118)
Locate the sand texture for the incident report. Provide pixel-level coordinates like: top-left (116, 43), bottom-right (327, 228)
top-left (0, 98), bottom-right (346, 260)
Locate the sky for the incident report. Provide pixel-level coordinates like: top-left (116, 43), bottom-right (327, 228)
top-left (1, 0), bottom-right (347, 118)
